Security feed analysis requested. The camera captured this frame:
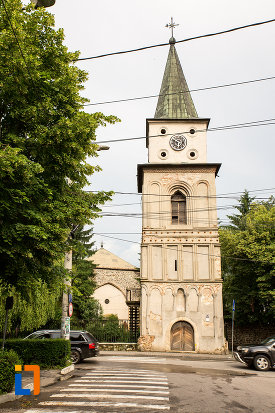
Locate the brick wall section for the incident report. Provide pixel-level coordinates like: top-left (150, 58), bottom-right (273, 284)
top-left (225, 321), bottom-right (275, 349)
top-left (94, 268), bottom-right (140, 294)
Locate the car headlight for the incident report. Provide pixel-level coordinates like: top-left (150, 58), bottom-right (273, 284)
top-left (242, 348), bottom-right (249, 353)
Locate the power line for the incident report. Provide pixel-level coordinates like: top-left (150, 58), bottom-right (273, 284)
top-left (86, 187), bottom-right (275, 198)
top-left (102, 196), bottom-right (271, 208)
top-left (84, 75), bottom-right (275, 107)
top-left (75, 18), bottom-right (275, 62)
top-left (93, 232), bottom-right (272, 264)
top-left (95, 117), bottom-right (275, 144)
top-left (0, 0), bottom-right (35, 85)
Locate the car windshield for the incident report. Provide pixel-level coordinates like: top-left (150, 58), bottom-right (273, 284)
top-left (260, 336), bottom-right (275, 345)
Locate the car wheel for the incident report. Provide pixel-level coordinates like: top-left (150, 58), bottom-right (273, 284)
top-left (253, 355), bottom-right (270, 371)
top-left (71, 350), bottom-right (81, 364)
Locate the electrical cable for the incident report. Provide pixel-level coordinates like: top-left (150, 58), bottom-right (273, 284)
top-left (93, 232), bottom-right (272, 264)
top-left (95, 117), bottom-right (275, 144)
top-left (75, 18), bottom-right (275, 62)
top-left (84, 75), bottom-right (275, 106)
top-left (102, 196), bottom-right (272, 208)
top-left (86, 187), bottom-right (275, 198)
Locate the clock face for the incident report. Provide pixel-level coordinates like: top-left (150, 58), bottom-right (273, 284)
top-left (169, 134), bottom-right (187, 151)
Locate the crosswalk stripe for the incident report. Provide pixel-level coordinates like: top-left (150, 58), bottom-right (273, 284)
top-left (68, 383), bottom-right (169, 389)
top-left (40, 401), bottom-right (170, 410)
top-left (84, 375), bottom-right (168, 380)
top-left (75, 379), bottom-right (168, 384)
top-left (24, 411), bottom-right (97, 413)
top-left (60, 388), bottom-right (169, 394)
top-left (85, 374), bottom-right (167, 379)
top-left (104, 357), bottom-right (167, 362)
top-left (50, 393), bottom-right (169, 401)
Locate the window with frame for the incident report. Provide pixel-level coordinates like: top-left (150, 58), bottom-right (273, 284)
top-left (171, 191), bottom-right (187, 224)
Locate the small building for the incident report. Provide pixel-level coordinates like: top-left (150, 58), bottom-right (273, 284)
top-left (88, 247), bottom-right (140, 328)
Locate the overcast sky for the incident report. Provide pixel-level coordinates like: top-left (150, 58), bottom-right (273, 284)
top-left (37, 0), bottom-right (275, 266)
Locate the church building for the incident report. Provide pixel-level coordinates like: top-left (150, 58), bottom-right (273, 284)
top-left (137, 33), bottom-right (226, 353)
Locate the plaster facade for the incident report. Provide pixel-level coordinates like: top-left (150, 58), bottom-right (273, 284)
top-left (88, 248), bottom-right (140, 321)
top-left (137, 39), bottom-right (226, 353)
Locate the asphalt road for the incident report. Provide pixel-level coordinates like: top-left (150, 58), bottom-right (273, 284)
top-left (1, 354), bottom-right (275, 413)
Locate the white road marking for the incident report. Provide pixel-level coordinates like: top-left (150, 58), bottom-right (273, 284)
top-left (85, 373), bottom-right (167, 378)
top-left (104, 357), bottom-right (167, 363)
top-left (83, 375), bottom-right (168, 380)
top-left (75, 379), bottom-right (168, 384)
top-left (24, 411), bottom-right (98, 413)
top-left (60, 388), bottom-right (169, 394)
top-left (69, 383), bottom-right (169, 389)
top-left (40, 401), bottom-right (170, 410)
top-left (50, 393), bottom-right (169, 401)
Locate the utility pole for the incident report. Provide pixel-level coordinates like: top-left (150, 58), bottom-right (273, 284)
top-left (61, 249), bottom-right (72, 339)
top-left (60, 146), bottom-right (109, 339)
top-left (232, 299), bottom-right (235, 357)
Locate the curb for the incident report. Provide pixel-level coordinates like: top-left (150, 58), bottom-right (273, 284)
top-left (0, 365), bottom-right (74, 405)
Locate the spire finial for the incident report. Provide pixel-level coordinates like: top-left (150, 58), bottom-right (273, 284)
top-left (165, 17), bottom-right (179, 40)
top-left (101, 241), bottom-right (103, 248)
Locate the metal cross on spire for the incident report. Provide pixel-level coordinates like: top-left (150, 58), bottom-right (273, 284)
top-left (165, 17), bottom-right (179, 38)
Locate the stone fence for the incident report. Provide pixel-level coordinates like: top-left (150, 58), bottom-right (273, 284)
top-left (224, 321), bottom-right (275, 349)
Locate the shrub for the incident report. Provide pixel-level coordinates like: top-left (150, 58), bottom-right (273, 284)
top-left (0, 339), bottom-right (71, 368)
top-left (0, 349), bottom-right (21, 394)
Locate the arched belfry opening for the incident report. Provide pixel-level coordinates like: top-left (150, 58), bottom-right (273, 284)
top-left (171, 321), bottom-right (194, 351)
top-left (171, 191), bottom-right (187, 224)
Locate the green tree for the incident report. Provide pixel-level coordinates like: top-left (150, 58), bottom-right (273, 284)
top-left (70, 226), bottom-right (102, 328)
top-left (0, 1), bottom-right (118, 293)
top-left (0, 279), bottom-right (62, 336)
top-left (220, 193), bottom-right (275, 324)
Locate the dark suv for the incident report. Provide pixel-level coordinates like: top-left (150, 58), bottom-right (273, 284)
top-left (234, 335), bottom-right (275, 371)
top-left (24, 330), bottom-right (99, 364)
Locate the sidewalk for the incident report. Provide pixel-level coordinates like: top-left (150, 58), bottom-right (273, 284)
top-left (100, 350), bottom-right (233, 361)
top-left (0, 365), bottom-right (74, 405)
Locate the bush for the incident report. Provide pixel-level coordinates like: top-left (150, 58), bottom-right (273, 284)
top-left (0, 349), bottom-right (21, 394)
top-left (88, 314), bottom-right (139, 343)
top-left (0, 339), bottom-right (71, 369)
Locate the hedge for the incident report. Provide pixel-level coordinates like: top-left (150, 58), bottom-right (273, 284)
top-left (0, 349), bottom-right (21, 394)
top-left (0, 339), bottom-right (71, 368)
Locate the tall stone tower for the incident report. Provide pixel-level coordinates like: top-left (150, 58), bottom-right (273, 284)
top-left (137, 36), bottom-right (226, 353)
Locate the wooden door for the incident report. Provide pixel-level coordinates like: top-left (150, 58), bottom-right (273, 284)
top-left (171, 321), bottom-right (194, 351)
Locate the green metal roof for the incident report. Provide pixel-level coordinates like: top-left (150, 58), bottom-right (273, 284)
top-left (154, 37), bottom-right (198, 119)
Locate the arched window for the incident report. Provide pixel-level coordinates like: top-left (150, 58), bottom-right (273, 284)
top-left (171, 191), bottom-right (187, 224)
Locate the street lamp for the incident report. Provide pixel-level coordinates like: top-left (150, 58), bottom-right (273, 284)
top-left (31, 0), bottom-right (56, 8)
top-left (97, 145), bottom-right (110, 151)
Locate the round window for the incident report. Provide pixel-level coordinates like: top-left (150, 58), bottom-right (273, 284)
top-left (187, 149), bottom-right (198, 160)
top-left (105, 299), bottom-right (110, 304)
top-left (160, 128), bottom-right (167, 135)
top-left (189, 128), bottom-right (196, 135)
top-left (158, 149), bottom-right (168, 160)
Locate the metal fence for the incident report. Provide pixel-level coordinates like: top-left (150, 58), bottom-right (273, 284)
top-left (89, 318), bottom-right (139, 343)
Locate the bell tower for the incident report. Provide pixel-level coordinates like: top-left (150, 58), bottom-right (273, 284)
top-left (137, 28), bottom-right (226, 353)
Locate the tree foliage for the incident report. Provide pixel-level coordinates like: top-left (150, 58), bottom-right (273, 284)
top-left (70, 226), bottom-right (102, 328)
top-left (0, 279), bottom-right (62, 335)
top-left (220, 192), bottom-right (275, 324)
top-left (0, 1), bottom-right (119, 293)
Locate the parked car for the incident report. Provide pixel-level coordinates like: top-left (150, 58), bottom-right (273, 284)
top-left (234, 335), bottom-right (275, 371)
top-left (24, 330), bottom-right (99, 364)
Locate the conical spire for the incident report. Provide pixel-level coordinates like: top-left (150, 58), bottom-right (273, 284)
top-left (154, 37), bottom-right (198, 119)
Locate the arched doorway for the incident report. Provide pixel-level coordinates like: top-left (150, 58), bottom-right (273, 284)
top-left (171, 321), bottom-right (194, 351)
